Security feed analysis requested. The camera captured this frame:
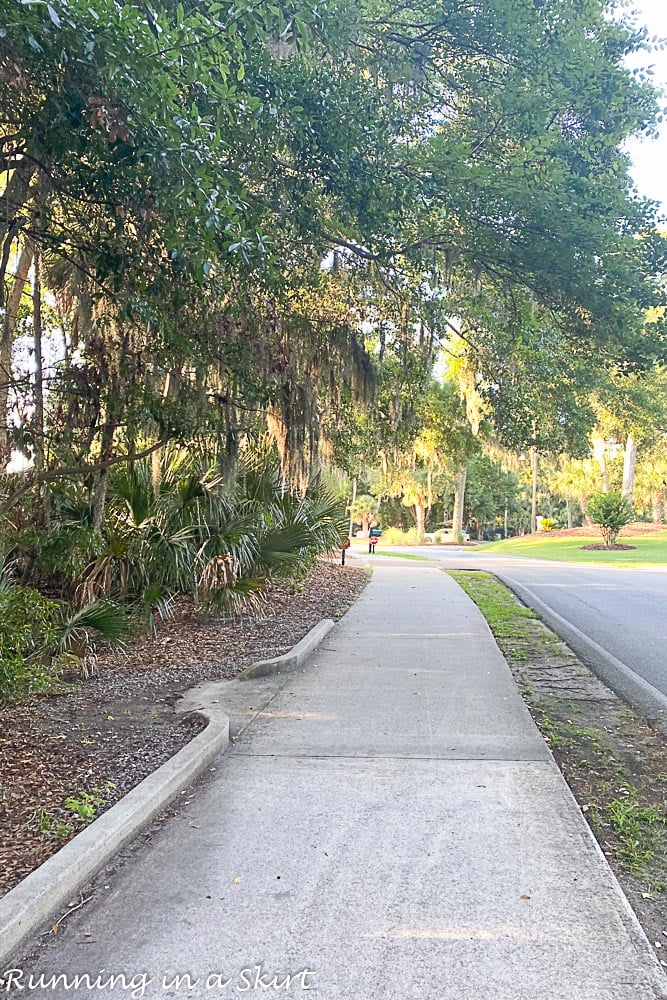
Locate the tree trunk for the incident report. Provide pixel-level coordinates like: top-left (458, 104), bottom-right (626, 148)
top-left (92, 414), bottom-right (116, 530)
top-left (452, 467), bottom-right (467, 538)
top-left (504, 504), bottom-right (509, 538)
top-left (0, 159), bottom-right (37, 247)
top-left (591, 436), bottom-right (609, 492)
top-left (530, 447), bottom-right (539, 534)
top-left (32, 247), bottom-right (45, 478)
top-left (621, 434), bottom-right (637, 505)
top-left (580, 494), bottom-right (592, 527)
top-left (652, 491), bottom-right (663, 525)
top-left (348, 477), bottom-right (357, 540)
top-left (32, 247), bottom-right (49, 525)
top-left (0, 243), bottom-right (33, 468)
top-left (414, 502), bottom-right (426, 541)
top-left (361, 514), bottom-right (370, 538)
top-left (566, 497), bottom-right (573, 530)
top-left (0, 159), bottom-right (38, 299)
top-left (150, 366), bottom-right (180, 497)
top-left (151, 446), bottom-right (162, 497)
top-left (91, 472), bottom-right (109, 531)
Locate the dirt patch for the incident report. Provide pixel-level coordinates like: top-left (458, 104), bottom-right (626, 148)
top-left (449, 570), bottom-right (667, 967)
top-left (511, 633), bottom-right (667, 955)
top-left (0, 560), bottom-right (369, 898)
top-left (581, 544), bottom-right (636, 551)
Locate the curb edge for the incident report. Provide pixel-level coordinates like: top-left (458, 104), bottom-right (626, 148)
top-left (0, 706), bottom-right (230, 965)
top-left (237, 618), bottom-right (336, 680)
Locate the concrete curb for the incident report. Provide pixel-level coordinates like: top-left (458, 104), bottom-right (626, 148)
top-left (495, 570), bottom-right (667, 737)
top-left (0, 705), bottom-right (230, 966)
top-left (0, 617), bottom-right (339, 963)
top-left (237, 618), bottom-right (336, 680)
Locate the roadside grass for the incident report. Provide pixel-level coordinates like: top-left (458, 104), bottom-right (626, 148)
top-left (475, 530), bottom-right (667, 566)
top-left (448, 568), bottom-right (538, 638)
top-left (449, 568), bottom-right (667, 947)
top-left (597, 791), bottom-right (667, 872)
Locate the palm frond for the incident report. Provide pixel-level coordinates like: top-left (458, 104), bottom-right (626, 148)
top-left (0, 559), bottom-right (15, 595)
top-left (110, 470), bottom-right (152, 527)
top-left (139, 583), bottom-right (174, 637)
top-left (54, 600), bottom-right (129, 655)
top-left (257, 522), bottom-right (314, 567)
top-left (203, 575), bottom-right (267, 614)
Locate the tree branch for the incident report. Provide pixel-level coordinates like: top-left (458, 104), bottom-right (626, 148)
top-left (0, 434), bottom-right (170, 516)
top-left (320, 233), bottom-right (383, 262)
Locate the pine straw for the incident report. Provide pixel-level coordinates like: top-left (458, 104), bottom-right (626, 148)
top-left (0, 560), bottom-right (368, 898)
top-left (545, 521), bottom-right (665, 539)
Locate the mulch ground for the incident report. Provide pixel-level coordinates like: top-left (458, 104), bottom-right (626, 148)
top-left (547, 521), bottom-right (665, 538)
top-left (581, 544), bottom-right (636, 551)
top-left (0, 560), bottom-right (369, 898)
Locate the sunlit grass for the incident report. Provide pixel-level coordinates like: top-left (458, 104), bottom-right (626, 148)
top-left (448, 570), bottom-right (537, 637)
top-left (475, 530), bottom-right (667, 566)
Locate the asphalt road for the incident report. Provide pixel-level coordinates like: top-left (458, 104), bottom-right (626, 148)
top-left (369, 545), bottom-right (667, 732)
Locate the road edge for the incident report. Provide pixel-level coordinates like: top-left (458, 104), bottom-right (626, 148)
top-left (495, 570), bottom-right (667, 737)
top-left (447, 568), bottom-right (667, 992)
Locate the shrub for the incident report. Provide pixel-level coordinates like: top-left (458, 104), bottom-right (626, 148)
top-left (0, 582), bottom-right (59, 700)
top-left (2, 523), bottom-right (102, 598)
top-left (379, 526), bottom-right (419, 545)
top-left (0, 570), bottom-right (129, 701)
top-left (587, 491), bottom-right (633, 547)
top-left (1, 447), bottom-right (351, 662)
top-left (68, 448), bottom-right (350, 616)
top-left (540, 518), bottom-right (556, 532)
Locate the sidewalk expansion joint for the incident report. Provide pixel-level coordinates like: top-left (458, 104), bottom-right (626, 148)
top-left (227, 751), bottom-right (551, 763)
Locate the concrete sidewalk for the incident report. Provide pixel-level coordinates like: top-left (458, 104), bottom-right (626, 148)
top-left (14, 566), bottom-right (667, 998)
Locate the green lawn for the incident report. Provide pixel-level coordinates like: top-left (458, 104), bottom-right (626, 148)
top-left (476, 530), bottom-right (667, 566)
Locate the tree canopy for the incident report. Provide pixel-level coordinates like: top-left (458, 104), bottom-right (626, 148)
top-left (1, 0), bottom-right (665, 511)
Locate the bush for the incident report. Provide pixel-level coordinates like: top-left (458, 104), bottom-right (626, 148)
top-left (379, 526), bottom-right (419, 545)
top-left (0, 582), bottom-right (59, 700)
top-left (82, 450), bottom-right (348, 613)
top-left (0, 570), bottom-right (129, 701)
top-left (1, 447), bottom-right (351, 661)
top-left (587, 491), bottom-right (633, 547)
top-left (539, 518), bottom-right (556, 532)
top-left (2, 523), bottom-right (102, 598)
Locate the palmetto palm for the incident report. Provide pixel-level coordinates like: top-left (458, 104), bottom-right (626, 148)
top-left (76, 445), bottom-right (347, 616)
